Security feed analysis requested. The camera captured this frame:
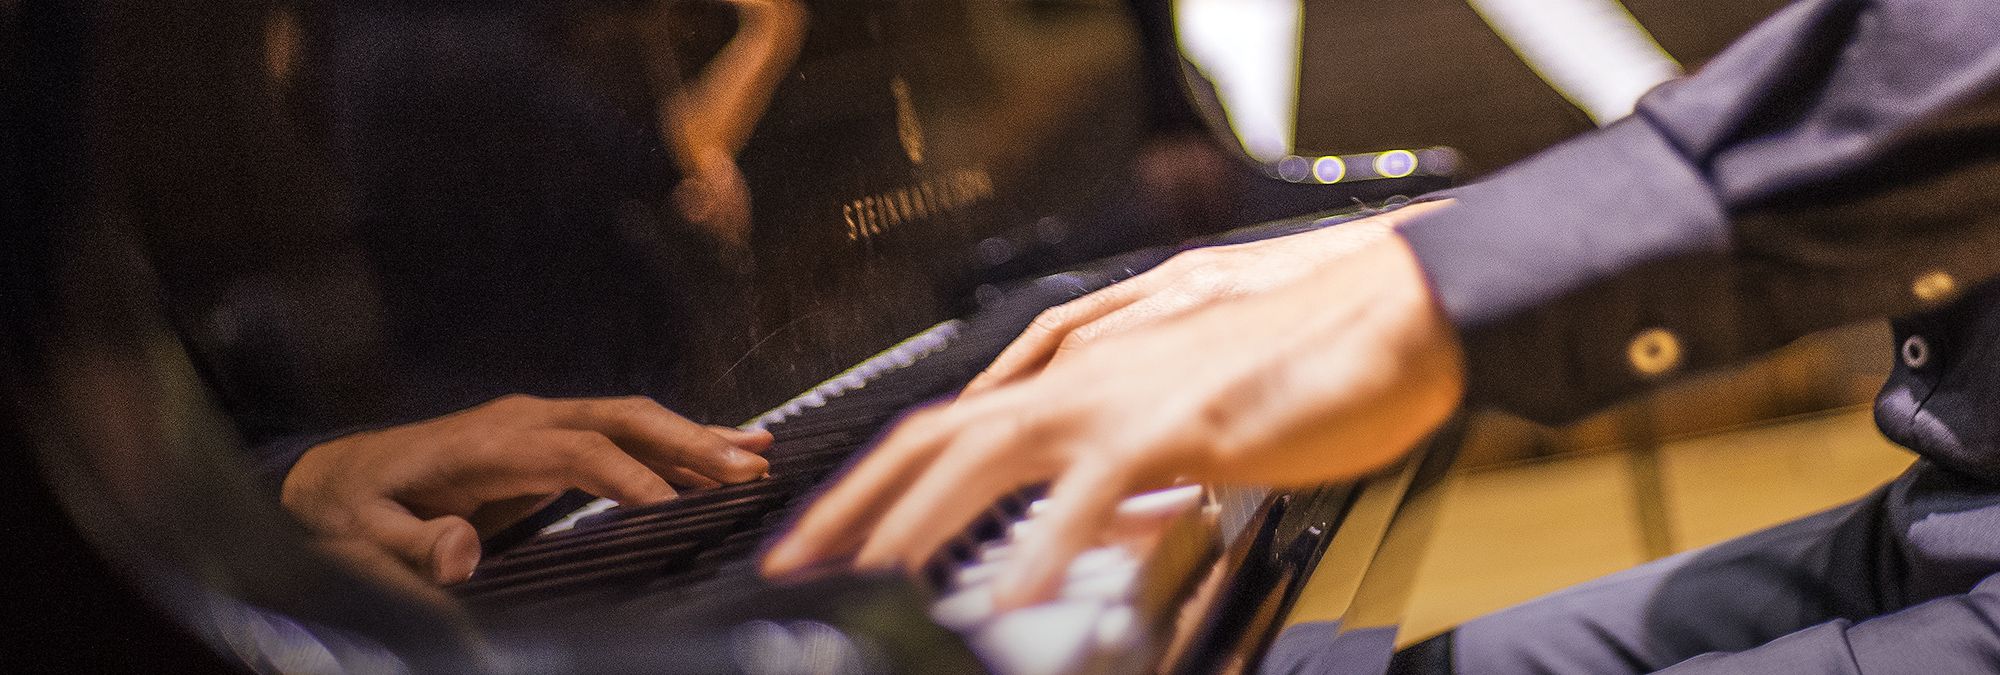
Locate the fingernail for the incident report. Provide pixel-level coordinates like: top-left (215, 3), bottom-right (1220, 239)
top-left (432, 529), bottom-right (480, 585)
top-left (731, 448), bottom-right (771, 472)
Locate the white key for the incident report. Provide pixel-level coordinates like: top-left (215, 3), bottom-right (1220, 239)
top-left (971, 599), bottom-right (1109, 675)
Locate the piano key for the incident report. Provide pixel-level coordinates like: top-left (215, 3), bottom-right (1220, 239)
top-left (447, 206), bottom-right (1422, 675)
top-left (491, 493), bottom-right (788, 567)
top-left (489, 497), bottom-right (783, 564)
top-left (561, 473), bottom-right (815, 528)
top-left (462, 254), bottom-right (1201, 645)
top-left (968, 599), bottom-right (1112, 675)
top-left (460, 540), bottom-right (707, 599)
top-left (537, 497), bottom-right (618, 536)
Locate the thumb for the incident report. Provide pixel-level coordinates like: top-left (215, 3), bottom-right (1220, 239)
top-left (358, 501), bottom-right (482, 585)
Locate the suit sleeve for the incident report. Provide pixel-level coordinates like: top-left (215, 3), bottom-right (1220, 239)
top-left (1656, 572), bottom-right (2000, 673)
top-left (1395, 0), bottom-right (2000, 424)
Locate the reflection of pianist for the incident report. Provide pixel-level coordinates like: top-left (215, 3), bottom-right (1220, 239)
top-left (770, 0), bottom-right (2000, 670)
top-left (655, 0), bottom-right (807, 248)
top-left (258, 0), bottom-right (802, 587)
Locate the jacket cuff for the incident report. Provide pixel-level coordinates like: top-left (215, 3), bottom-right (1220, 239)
top-left (1395, 116), bottom-right (1733, 423)
top-left (1399, 114), bottom-right (1729, 330)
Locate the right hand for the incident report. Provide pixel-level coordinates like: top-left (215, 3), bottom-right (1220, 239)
top-left (962, 200), bottom-right (1450, 397)
top-left (765, 228), bottom-right (1466, 607)
top-left (281, 394), bottom-right (772, 585)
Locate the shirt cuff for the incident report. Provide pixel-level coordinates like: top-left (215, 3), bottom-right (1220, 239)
top-left (1399, 114), bottom-right (1730, 330)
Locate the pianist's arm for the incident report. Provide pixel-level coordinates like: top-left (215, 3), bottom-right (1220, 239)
top-left (1399, 0), bottom-right (2000, 426)
top-left (770, 0), bottom-right (2000, 619)
top-left (648, 0), bottom-right (807, 247)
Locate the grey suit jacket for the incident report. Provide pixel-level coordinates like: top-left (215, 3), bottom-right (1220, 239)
top-left (1396, 0), bottom-right (2000, 667)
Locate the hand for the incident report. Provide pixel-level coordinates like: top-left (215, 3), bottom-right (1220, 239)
top-left (282, 394), bottom-right (771, 585)
top-left (963, 201), bottom-right (1451, 397)
top-left (659, 0), bottom-right (804, 248)
top-left (763, 221), bottom-right (1466, 609)
top-left (672, 149), bottom-right (755, 248)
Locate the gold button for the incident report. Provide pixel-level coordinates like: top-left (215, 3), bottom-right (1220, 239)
top-left (1913, 271), bottom-right (1958, 305)
top-left (1628, 328), bottom-right (1682, 378)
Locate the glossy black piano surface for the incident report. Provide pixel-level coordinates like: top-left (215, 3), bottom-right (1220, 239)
top-left (6, 0), bottom-right (1457, 671)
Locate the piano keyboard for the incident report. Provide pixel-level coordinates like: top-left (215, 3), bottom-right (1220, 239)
top-left (455, 209), bottom-right (1392, 672)
top-left (931, 485), bottom-right (1218, 675)
top-left (457, 247), bottom-right (1174, 604)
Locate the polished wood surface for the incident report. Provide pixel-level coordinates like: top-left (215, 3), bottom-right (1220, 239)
top-left (1399, 406), bottom-right (1913, 644)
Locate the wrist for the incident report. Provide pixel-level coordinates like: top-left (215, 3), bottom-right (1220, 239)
top-left (279, 438), bottom-right (344, 516)
top-left (1382, 234), bottom-right (1470, 411)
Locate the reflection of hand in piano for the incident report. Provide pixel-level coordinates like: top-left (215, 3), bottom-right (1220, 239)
top-left (766, 204), bottom-right (1467, 610)
top-left (280, 394), bottom-right (771, 585)
top-left (654, 0), bottom-right (807, 247)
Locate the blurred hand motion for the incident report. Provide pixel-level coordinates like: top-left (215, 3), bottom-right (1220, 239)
top-left (282, 395), bottom-right (771, 585)
top-left (765, 205), bottom-right (1466, 608)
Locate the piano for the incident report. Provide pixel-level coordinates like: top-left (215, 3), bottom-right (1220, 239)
top-left (5, 0), bottom-right (1462, 671)
top-left (452, 207), bottom-right (1467, 674)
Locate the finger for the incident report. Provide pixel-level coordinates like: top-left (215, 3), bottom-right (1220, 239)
top-left (662, 465), bottom-right (721, 490)
top-left (312, 535), bottom-right (457, 607)
top-left (355, 501), bottom-right (482, 585)
top-left (560, 397), bottom-right (769, 483)
top-left (993, 461), bottom-right (1135, 610)
top-left (531, 429), bottom-right (681, 506)
top-left (709, 425), bottom-right (775, 455)
top-left (1092, 481), bottom-right (1201, 546)
top-left (663, 427), bottom-right (770, 487)
top-left (466, 493), bottom-right (565, 535)
top-left (963, 278), bottom-right (1158, 396)
top-left (851, 430), bottom-right (1045, 571)
top-left (762, 406), bottom-right (960, 576)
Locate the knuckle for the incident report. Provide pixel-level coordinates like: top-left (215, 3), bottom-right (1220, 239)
top-left (607, 464), bottom-right (655, 491)
top-left (546, 433), bottom-right (598, 464)
top-left (894, 407), bottom-right (961, 444)
top-left (564, 398), bottom-right (602, 422)
top-left (606, 396), bottom-right (669, 424)
top-left (1029, 305), bottom-right (1075, 333)
top-left (1190, 271), bottom-right (1235, 297)
top-left (488, 393), bottom-right (538, 412)
top-left (456, 434), bottom-right (508, 467)
top-left (1170, 248), bottom-right (1218, 269)
top-left (1160, 250), bottom-right (1200, 269)
top-left (1057, 330), bottom-right (1094, 353)
top-left (615, 395), bottom-right (662, 412)
top-left (904, 406), bottom-right (948, 430)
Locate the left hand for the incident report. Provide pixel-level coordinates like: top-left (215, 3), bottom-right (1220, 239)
top-left (763, 224), bottom-right (1467, 609)
top-left (283, 395), bottom-right (771, 585)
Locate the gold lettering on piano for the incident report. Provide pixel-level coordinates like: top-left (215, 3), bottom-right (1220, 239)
top-left (842, 167), bottom-right (996, 242)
